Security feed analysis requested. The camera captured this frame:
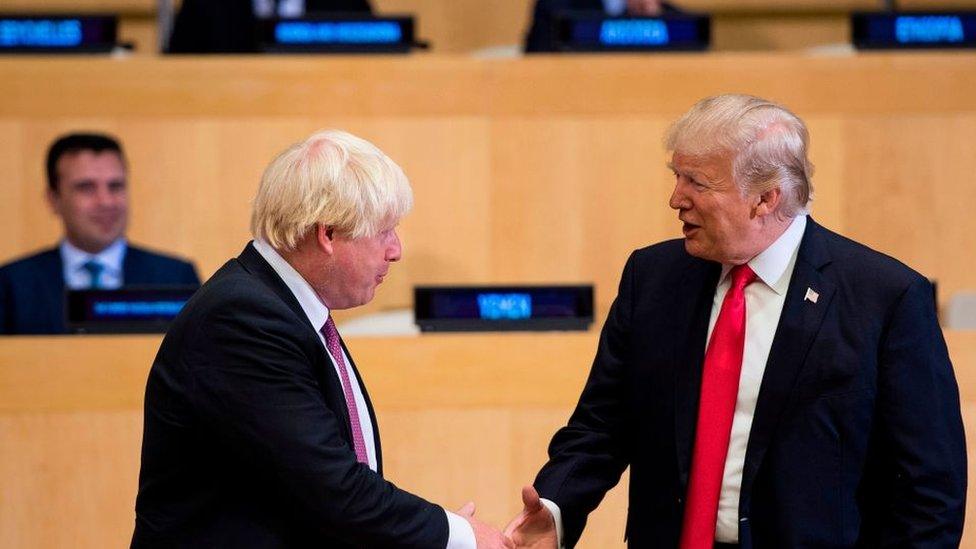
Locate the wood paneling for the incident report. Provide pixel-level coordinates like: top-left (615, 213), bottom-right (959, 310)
top-left (1, 55), bottom-right (975, 318)
top-left (1, 331), bottom-right (974, 547)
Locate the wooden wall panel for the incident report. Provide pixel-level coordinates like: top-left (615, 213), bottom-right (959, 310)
top-left (1, 332), bottom-right (974, 548)
top-left (842, 115), bottom-right (976, 310)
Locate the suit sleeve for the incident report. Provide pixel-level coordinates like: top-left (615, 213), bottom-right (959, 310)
top-left (875, 276), bottom-right (966, 546)
top-left (182, 261), bottom-right (201, 286)
top-left (181, 295), bottom-right (448, 548)
top-left (524, 0), bottom-right (557, 53)
top-left (0, 267), bottom-right (10, 334)
top-left (534, 251), bottom-right (636, 547)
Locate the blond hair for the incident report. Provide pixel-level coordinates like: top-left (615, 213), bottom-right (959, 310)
top-left (251, 130), bottom-right (413, 250)
top-left (665, 94), bottom-right (814, 216)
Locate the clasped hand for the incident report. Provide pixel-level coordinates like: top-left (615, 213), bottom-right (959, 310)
top-left (458, 486), bottom-right (557, 548)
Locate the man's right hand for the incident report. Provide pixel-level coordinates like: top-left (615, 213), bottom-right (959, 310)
top-left (457, 502), bottom-right (515, 549)
top-left (503, 486), bottom-right (557, 549)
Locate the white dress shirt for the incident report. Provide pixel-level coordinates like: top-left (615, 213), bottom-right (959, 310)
top-left (252, 240), bottom-right (475, 549)
top-left (253, 0), bottom-right (305, 18)
top-left (60, 238), bottom-right (126, 289)
top-left (542, 215), bottom-right (807, 547)
top-left (602, 0), bottom-right (627, 16)
top-left (710, 214), bottom-right (805, 542)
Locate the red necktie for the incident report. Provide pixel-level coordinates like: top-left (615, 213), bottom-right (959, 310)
top-left (321, 317), bottom-right (369, 465)
top-left (679, 264), bottom-right (757, 549)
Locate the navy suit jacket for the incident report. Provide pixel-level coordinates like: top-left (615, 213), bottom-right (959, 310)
top-left (0, 244), bottom-right (200, 335)
top-left (132, 242), bottom-right (448, 548)
top-left (524, 0), bottom-right (680, 52)
top-left (168, 0), bottom-right (372, 53)
top-left (534, 219), bottom-right (966, 548)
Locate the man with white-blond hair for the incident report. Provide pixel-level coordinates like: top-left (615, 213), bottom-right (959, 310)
top-left (132, 130), bottom-right (512, 548)
top-left (505, 94), bottom-right (966, 548)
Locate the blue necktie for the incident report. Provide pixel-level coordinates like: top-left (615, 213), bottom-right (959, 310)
top-left (82, 260), bottom-right (104, 289)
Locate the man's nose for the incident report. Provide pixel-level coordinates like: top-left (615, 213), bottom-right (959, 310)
top-left (668, 182), bottom-right (686, 211)
top-left (387, 231), bottom-right (402, 262)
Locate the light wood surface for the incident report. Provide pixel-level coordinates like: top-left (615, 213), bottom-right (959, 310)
top-left (12, 0), bottom-right (976, 53)
top-left (1, 331), bottom-right (974, 548)
top-left (1, 54), bottom-right (975, 322)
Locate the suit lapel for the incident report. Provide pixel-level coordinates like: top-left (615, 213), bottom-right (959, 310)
top-left (38, 249), bottom-right (67, 332)
top-left (739, 220), bottom-right (835, 498)
top-left (674, 258), bottom-right (722, 486)
top-left (237, 242), bottom-right (357, 446)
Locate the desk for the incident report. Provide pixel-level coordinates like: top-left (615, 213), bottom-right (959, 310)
top-left (1, 330), bottom-right (974, 547)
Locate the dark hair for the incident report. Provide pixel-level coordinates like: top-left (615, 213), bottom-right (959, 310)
top-left (46, 132), bottom-right (126, 191)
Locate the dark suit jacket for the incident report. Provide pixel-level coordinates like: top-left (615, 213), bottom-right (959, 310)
top-left (0, 244), bottom-right (200, 335)
top-left (534, 219), bottom-right (966, 548)
top-left (131, 242), bottom-right (448, 548)
top-left (168, 0), bottom-right (373, 53)
top-left (524, 0), bottom-right (680, 52)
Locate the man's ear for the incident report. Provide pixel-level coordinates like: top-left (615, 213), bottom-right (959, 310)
top-left (754, 186), bottom-right (782, 218)
top-left (46, 188), bottom-right (62, 216)
top-left (315, 224), bottom-right (336, 255)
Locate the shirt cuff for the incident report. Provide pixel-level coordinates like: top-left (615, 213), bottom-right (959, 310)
top-left (445, 509), bottom-right (477, 549)
top-left (539, 497), bottom-right (566, 549)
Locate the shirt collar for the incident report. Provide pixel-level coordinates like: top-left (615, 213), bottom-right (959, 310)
top-left (60, 237), bottom-right (126, 276)
top-left (602, 0), bottom-right (627, 16)
top-left (719, 215), bottom-right (807, 295)
top-left (252, 239), bottom-right (330, 331)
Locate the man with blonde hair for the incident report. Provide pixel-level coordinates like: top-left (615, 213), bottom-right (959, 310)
top-left (133, 130), bottom-right (511, 548)
top-left (506, 94), bottom-right (966, 548)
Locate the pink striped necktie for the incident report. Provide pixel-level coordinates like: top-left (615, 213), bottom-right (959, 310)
top-left (320, 317), bottom-right (369, 465)
top-left (680, 264), bottom-right (758, 549)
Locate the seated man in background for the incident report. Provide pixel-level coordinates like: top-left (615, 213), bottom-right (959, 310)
top-left (0, 133), bottom-right (200, 335)
top-left (168, 0), bottom-right (373, 53)
top-left (524, 0), bottom-right (681, 52)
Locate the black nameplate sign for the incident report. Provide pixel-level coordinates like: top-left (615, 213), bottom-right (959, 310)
top-left (0, 14), bottom-right (118, 53)
top-left (415, 285), bottom-right (594, 332)
top-left (554, 11), bottom-right (710, 52)
top-left (259, 15), bottom-right (416, 53)
top-left (853, 11), bottom-right (976, 49)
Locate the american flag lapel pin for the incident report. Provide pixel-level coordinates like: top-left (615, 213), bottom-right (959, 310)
top-left (804, 287), bottom-right (819, 304)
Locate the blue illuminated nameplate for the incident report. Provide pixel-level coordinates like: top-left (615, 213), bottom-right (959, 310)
top-left (92, 300), bottom-right (187, 318)
top-left (477, 293), bottom-right (532, 320)
top-left (415, 285), bottom-right (593, 332)
top-left (556, 13), bottom-right (709, 52)
top-left (276, 21), bottom-right (402, 45)
top-left (66, 286), bottom-right (198, 334)
top-left (260, 16), bottom-right (415, 53)
top-left (853, 11), bottom-right (976, 49)
top-left (0, 15), bottom-right (117, 53)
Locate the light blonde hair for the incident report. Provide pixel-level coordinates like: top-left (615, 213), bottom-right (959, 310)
top-left (665, 94), bottom-right (814, 216)
top-left (251, 130), bottom-right (413, 250)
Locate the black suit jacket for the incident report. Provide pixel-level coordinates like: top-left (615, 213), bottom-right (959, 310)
top-left (131, 242), bottom-right (447, 548)
top-left (0, 244), bottom-right (200, 335)
top-left (524, 0), bottom-right (680, 52)
top-left (168, 0), bottom-right (373, 53)
top-left (534, 219), bottom-right (966, 548)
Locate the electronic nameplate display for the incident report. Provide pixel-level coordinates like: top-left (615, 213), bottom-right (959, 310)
top-left (0, 14), bottom-right (118, 53)
top-left (554, 11), bottom-right (709, 52)
top-left (414, 285), bottom-right (593, 332)
top-left (66, 286), bottom-right (198, 334)
top-left (259, 15), bottom-right (415, 53)
top-left (852, 11), bottom-right (976, 49)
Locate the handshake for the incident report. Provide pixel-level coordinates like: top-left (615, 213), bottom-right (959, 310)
top-left (457, 486), bottom-right (558, 549)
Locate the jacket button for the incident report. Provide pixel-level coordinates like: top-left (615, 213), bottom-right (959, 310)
top-left (740, 517), bottom-right (749, 523)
